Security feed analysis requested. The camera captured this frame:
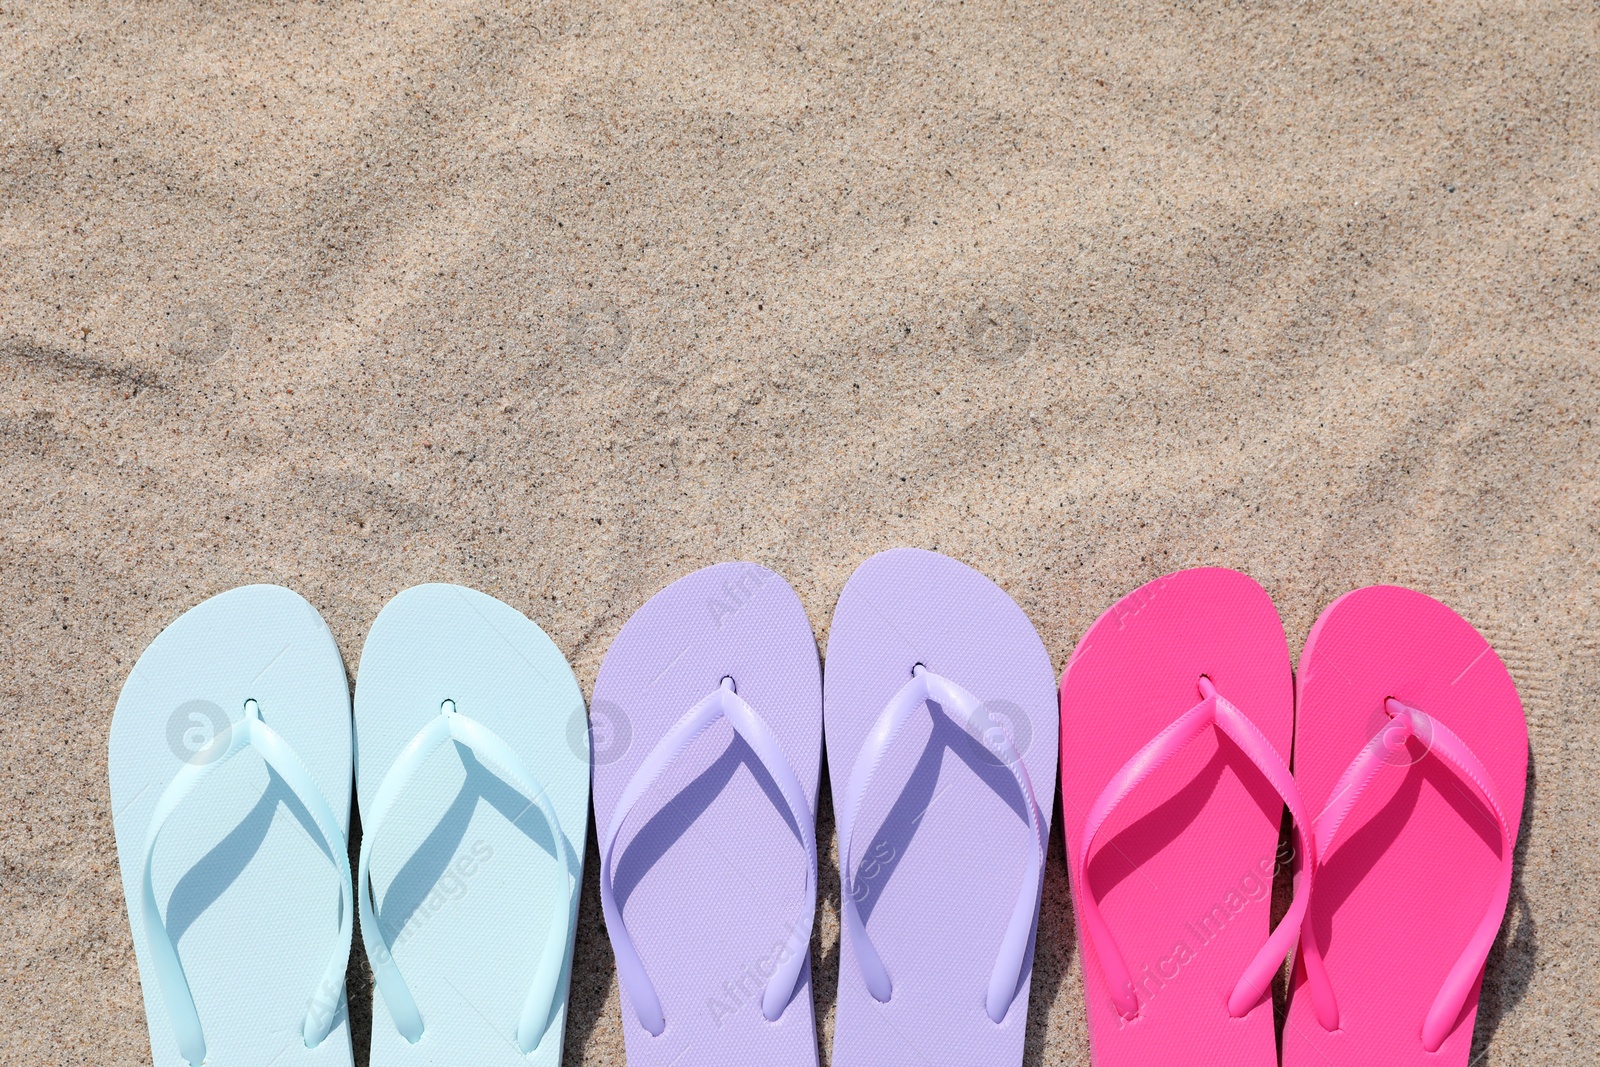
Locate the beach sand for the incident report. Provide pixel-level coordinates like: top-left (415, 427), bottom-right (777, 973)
top-left (2, 2), bottom-right (1596, 1063)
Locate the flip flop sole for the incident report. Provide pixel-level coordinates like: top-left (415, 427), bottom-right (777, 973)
top-left (825, 548), bottom-right (1058, 1067)
top-left (109, 585), bottom-right (354, 1067)
top-left (592, 562), bottom-right (822, 1067)
top-left (1058, 567), bottom-right (1291, 1067)
top-left (354, 584), bottom-right (588, 1067)
top-left (1284, 586), bottom-right (1528, 1066)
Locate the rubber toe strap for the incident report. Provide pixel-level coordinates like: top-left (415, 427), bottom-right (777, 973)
top-left (1302, 699), bottom-right (1515, 1051)
top-left (356, 703), bottom-right (576, 1054)
top-left (839, 665), bottom-right (1047, 1024)
top-left (598, 679), bottom-right (817, 1037)
top-left (140, 699), bottom-right (353, 1067)
top-left (1074, 678), bottom-right (1315, 1020)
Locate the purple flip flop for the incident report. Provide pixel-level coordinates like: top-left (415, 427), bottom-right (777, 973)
top-left (593, 562), bottom-right (822, 1067)
top-left (825, 549), bottom-right (1059, 1066)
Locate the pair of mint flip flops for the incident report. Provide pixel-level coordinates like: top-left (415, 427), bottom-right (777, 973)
top-left (109, 584), bottom-right (588, 1067)
top-left (111, 549), bottom-right (1058, 1067)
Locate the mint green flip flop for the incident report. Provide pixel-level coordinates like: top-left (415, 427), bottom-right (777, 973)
top-left (353, 584), bottom-right (588, 1067)
top-left (109, 585), bottom-right (355, 1067)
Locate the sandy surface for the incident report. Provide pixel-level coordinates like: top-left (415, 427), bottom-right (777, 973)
top-left (3, 2), bottom-right (1597, 1064)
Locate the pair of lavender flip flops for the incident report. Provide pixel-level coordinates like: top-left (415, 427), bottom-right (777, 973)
top-left (594, 548), bottom-right (1059, 1067)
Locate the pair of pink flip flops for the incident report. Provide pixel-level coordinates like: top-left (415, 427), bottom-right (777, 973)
top-left (1062, 568), bottom-right (1527, 1067)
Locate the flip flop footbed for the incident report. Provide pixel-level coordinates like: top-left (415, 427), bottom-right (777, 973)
top-left (109, 585), bottom-right (354, 1067)
top-left (1058, 567), bottom-right (1292, 1067)
top-left (825, 548), bottom-right (1058, 1067)
top-left (354, 584), bottom-right (588, 1067)
top-left (592, 562), bottom-right (822, 1067)
top-left (1284, 586), bottom-right (1528, 1066)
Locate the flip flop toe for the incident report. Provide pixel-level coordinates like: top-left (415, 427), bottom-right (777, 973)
top-left (1058, 568), bottom-right (1310, 1067)
top-left (825, 548), bottom-right (1058, 1067)
top-left (1284, 586), bottom-right (1528, 1066)
top-left (593, 562), bottom-right (823, 1067)
top-left (354, 584), bottom-right (589, 1067)
top-left (110, 585), bottom-right (355, 1067)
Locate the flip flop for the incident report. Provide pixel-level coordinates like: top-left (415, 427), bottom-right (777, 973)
top-left (592, 562), bottom-right (822, 1067)
top-left (825, 548), bottom-right (1058, 1067)
top-left (1284, 586), bottom-right (1528, 1065)
top-left (353, 584), bottom-right (588, 1067)
top-left (1058, 567), bottom-right (1313, 1067)
top-left (109, 585), bottom-right (355, 1067)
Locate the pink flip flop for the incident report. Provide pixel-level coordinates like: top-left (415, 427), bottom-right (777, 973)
top-left (1058, 568), bottom-right (1311, 1067)
top-left (1284, 586), bottom-right (1528, 1066)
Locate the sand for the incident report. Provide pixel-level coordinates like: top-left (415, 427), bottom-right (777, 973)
top-left (2, 2), bottom-right (1597, 1064)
